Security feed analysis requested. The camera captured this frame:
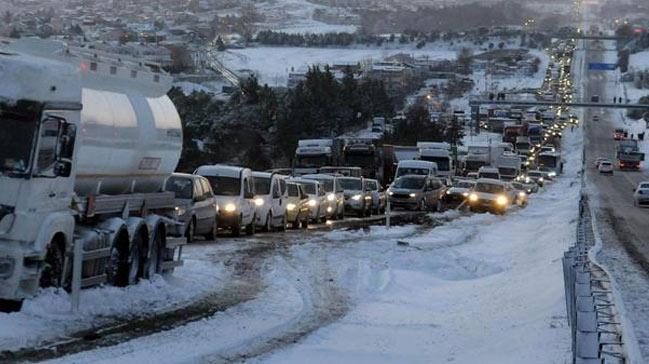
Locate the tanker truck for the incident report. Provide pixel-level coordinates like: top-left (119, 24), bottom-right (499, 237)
top-left (0, 39), bottom-right (185, 310)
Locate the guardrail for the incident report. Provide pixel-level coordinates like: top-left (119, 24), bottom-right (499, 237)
top-left (562, 195), bottom-right (628, 363)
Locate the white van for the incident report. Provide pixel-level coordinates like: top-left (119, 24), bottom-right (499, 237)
top-left (252, 171), bottom-right (287, 231)
top-left (301, 174), bottom-right (345, 219)
top-left (394, 160), bottom-right (438, 179)
top-left (195, 165), bottom-right (256, 236)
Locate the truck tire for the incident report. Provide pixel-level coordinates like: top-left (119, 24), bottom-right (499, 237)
top-left (204, 220), bottom-right (217, 241)
top-left (127, 232), bottom-right (144, 285)
top-left (145, 229), bottom-right (163, 279)
top-left (40, 238), bottom-right (65, 289)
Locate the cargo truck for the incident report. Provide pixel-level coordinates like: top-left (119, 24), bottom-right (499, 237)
top-left (0, 39), bottom-right (186, 310)
top-left (617, 139), bottom-right (645, 170)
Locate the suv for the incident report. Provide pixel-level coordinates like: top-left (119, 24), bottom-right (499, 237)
top-left (388, 175), bottom-right (447, 212)
top-left (164, 173), bottom-right (219, 243)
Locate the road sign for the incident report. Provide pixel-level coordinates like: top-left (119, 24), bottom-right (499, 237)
top-left (588, 63), bottom-right (617, 71)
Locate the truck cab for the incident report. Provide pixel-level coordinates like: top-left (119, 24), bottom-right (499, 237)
top-left (417, 142), bottom-right (454, 178)
top-left (293, 139), bottom-right (336, 176)
top-left (195, 165), bottom-right (256, 236)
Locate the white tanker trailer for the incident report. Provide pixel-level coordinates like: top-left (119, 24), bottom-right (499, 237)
top-left (0, 39), bottom-right (186, 310)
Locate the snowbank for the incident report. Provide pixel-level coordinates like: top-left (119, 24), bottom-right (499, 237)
top-left (0, 256), bottom-right (227, 352)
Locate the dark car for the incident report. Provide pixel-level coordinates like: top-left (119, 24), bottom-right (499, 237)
top-left (164, 173), bottom-right (219, 242)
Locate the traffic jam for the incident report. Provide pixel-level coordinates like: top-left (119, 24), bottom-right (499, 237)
top-left (165, 41), bottom-right (578, 240)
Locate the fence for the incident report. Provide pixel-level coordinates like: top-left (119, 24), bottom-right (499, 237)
top-left (562, 195), bottom-right (628, 363)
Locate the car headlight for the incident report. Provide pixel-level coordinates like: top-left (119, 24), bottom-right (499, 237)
top-left (174, 206), bottom-right (186, 217)
top-left (462, 192), bottom-right (469, 197)
top-left (255, 198), bottom-right (264, 207)
top-left (327, 206), bottom-right (333, 213)
top-left (496, 195), bottom-right (508, 206)
top-left (308, 199), bottom-right (317, 207)
top-left (539, 177), bottom-right (544, 182)
top-left (327, 193), bottom-right (335, 201)
top-left (446, 190), bottom-right (451, 195)
top-left (409, 193), bottom-right (416, 198)
top-left (525, 177), bottom-right (531, 183)
top-left (286, 203), bottom-right (296, 211)
top-left (469, 193), bottom-right (479, 202)
top-left (548, 172), bottom-right (557, 177)
top-left (225, 203), bottom-right (237, 212)
top-left (364, 195), bottom-right (372, 200)
top-left (518, 191), bottom-right (527, 198)
top-left (352, 194), bottom-right (361, 201)
top-left (388, 191), bottom-right (394, 196)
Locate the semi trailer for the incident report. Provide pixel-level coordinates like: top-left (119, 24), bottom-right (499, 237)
top-left (0, 39), bottom-right (186, 310)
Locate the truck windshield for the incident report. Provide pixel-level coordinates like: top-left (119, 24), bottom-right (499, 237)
top-left (0, 100), bottom-right (40, 174)
top-left (165, 177), bottom-right (194, 199)
top-left (345, 153), bottom-right (374, 168)
top-left (396, 167), bottom-right (428, 177)
top-left (421, 156), bottom-right (450, 171)
top-left (296, 155), bottom-right (329, 168)
top-left (205, 176), bottom-right (240, 196)
top-left (339, 178), bottom-right (362, 190)
top-left (475, 183), bottom-right (505, 194)
top-left (254, 177), bottom-right (271, 195)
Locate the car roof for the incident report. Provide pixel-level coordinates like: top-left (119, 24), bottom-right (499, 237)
top-left (252, 171), bottom-right (273, 178)
top-left (290, 178), bottom-right (319, 185)
top-left (339, 176), bottom-right (362, 181)
top-left (476, 178), bottom-right (506, 186)
top-left (195, 164), bottom-right (246, 178)
top-left (478, 167), bottom-right (499, 172)
top-left (302, 174), bottom-right (335, 180)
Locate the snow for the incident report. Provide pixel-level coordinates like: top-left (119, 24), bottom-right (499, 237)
top-left (173, 81), bottom-right (213, 95)
top-left (46, 127), bottom-right (582, 363)
top-left (256, 0), bottom-right (357, 35)
top-left (0, 255), bottom-right (227, 352)
top-left (220, 47), bottom-right (457, 86)
top-left (630, 50), bottom-right (649, 72)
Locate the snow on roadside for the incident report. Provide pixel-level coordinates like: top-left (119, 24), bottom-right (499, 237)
top-left (250, 126), bottom-right (582, 364)
top-left (0, 257), bottom-right (227, 352)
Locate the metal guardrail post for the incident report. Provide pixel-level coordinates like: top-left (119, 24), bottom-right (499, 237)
top-left (385, 199), bottom-right (391, 230)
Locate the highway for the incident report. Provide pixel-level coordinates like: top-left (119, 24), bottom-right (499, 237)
top-left (582, 35), bottom-right (649, 358)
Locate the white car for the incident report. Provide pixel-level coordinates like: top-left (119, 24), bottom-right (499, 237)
top-left (598, 160), bottom-right (614, 174)
top-left (301, 174), bottom-right (345, 219)
top-left (252, 172), bottom-right (287, 231)
top-left (633, 182), bottom-right (649, 207)
top-left (291, 178), bottom-right (328, 223)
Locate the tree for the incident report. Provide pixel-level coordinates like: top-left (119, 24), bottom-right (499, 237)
top-left (457, 47), bottom-right (473, 75)
top-left (627, 95), bottom-right (649, 120)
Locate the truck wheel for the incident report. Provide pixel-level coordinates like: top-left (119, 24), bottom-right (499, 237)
top-left (204, 220), bottom-right (218, 241)
top-left (40, 239), bottom-right (64, 289)
top-left (185, 219), bottom-right (196, 244)
top-left (145, 229), bottom-right (163, 279)
top-left (0, 299), bottom-right (23, 313)
top-left (127, 233), bottom-right (143, 285)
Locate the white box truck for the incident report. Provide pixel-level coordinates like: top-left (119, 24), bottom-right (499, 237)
top-left (0, 39), bottom-right (185, 310)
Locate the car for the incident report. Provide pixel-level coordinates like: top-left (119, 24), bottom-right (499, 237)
top-left (291, 178), bottom-right (328, 223)
top-left (364, 178), bottom-right (386, 214)
top-left (388, 175), bottom-right (447, 212)
top-left (285, 181), bottom-right (311, 228)
top-left (526, 170), bottom-right (547, 187)
top-left (511, 180), bottom-right (539, 194)
top-left (633, 182), bottom-right (649, 207)
top-left (598, 160), bottom-right (614, 174)
top-left (339, 177), bottom-right (372, 217)
top-left (593, 157), bottom-right (607, 168)
top-left (164, 173), bottom-right (219, 243)
top-left (195, 165), bottom-right (256, 237)
top-left (301, 174), bottom-right (345, 219)
top-left (467, 178), bottom-right (517, 215)
top-left (466, 172), bottom-right (479, 180)
top-left (509, 183), bottom-right (529, 207)
top-left (442, 179), bottom-right (476, 208)
top-left (252, 172), bottom-right (287, 232)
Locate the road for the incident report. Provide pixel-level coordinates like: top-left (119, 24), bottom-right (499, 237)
top-left (581, 35), bottom-right (649, 359)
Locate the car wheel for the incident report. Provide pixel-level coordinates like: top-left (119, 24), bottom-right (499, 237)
top-left (264, 213), bottom-right (272, 232)
top-left (419, 199), bottom-right (426, 211)
top-left (246, 216), bottom-right (256, 236)
top-left (204, 220), bottom-right (218, 241)
top-left (301, 218), bottom-right (309, 229)
top-left (279, 214), bottom-right (287, 231)
top-left (435, 200), bottom-right (443, 212)
top-left (185, 218), bottom-right (196, 244)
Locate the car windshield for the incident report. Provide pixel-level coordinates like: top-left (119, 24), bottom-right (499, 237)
top-left (204, 176), bottom-right (240, 196)
top-left (254, 176), bottom-right (271, 195)
top-left (454, 181), bottom-right (475, 189)
top-left (641, 184), bottom-right (649, 189)
top-left (306, 177), bottom-right (334, 192)
top-left (0, 100), bottom-right (41, 174)
top-left (165, 177), bottom-right (194, 199)
top-left (287, 184), bottom-right (299, 197)
top-left (393, 177), bottom-right (426, 189)
top-left (475, 182), bottom-right (505, 194)
top-left (479, 172), bottom-right (499, 179)
top-left (299, 182), bottom-right (316, 195)
top-left (528, 172), bottom-right (542, 177)
top-left (339, 178), bottom-right (362, 190)
top-left (364, 181), bottom-right (378, 191)
top-left (396, 167), bottom-right (429, 177)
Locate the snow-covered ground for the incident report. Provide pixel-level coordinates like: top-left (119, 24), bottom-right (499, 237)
top-left (220, 46), bottom-right (457, 86)
top-left (256, 0), bottom-right (357, 34)
top-left (43, 126), bottom-right (582, 364)
top-left (0, 251), bottom-right (227, 352)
